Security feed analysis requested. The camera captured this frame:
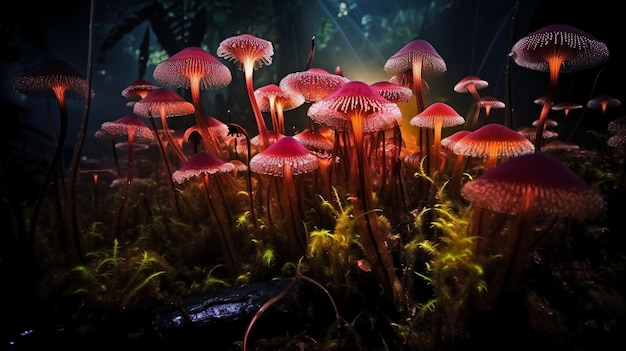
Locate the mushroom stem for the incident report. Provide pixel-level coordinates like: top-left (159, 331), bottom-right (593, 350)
top-left (114, 127), bottom-right (136, 237)
top-left (244, 62), bottom-right (270, 148)
top-left (226, 123), bottom-right (257, 228)
top-left (149, 114), bottom-right (182, 216)
top-left (533, 97), bottom-right (552, 152)
top-left (158, 109), bottom-right (188, 162)
top-left (201, 174), bottom-right (238, 274)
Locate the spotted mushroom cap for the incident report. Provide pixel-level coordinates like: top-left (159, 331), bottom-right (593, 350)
top-left (307, 81), bottom-right (402, 132)
top-left (133, 88), bottom-right (195, 118)
top-left (172, 151), bottom-right (234, 184)
top-left (293, 128), bottom-right (334, 152)
top-left (409, 102), bottom-right (465, 129)
top-left (121, 79), bottom-right (159, 100)
top-left (453, 123), bottom-right (535, 158)
top-left (100, 114), bottom-right (154, 140)
top-left (254, 84), bottom-right (305, 112)
top-left (453, 75), bottom-right (489, 94)
top-left (509, 24), bottom-right (609, 73)
top-left (383, 39), bottom-right (447, 79)
top-left (153, 47), bottom-right (232, 90)
top-left (217, 34), bottom-right (274, 71)
top-left (479, 96), bottom-right (506, 110)
top-left (461, 153), bottom-right (605, 219)
top-left (370, 81), bottom-right (414, 103)
top-left (586, 94), bottom-right (621, 110)
top-left (441, 130), bottom-right (472, 151)
top-left (249, 136), bottom-right (319, 177)
top-left (607, 130), bottom-right (626, 148)
top-left (14, 59), bottom-right (91, 100)
top-left (279, 68), bottom-right (351, 103)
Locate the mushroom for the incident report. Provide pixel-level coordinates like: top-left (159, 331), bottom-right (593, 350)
top-left (121, 78), bottom-right (159, 107)
top-left (133, 87), bottom-right (195, 163)
top-left (249, 136), bottom-right (319, 255)
top-left (510, 24), bottom-right (609, 93)
top-left (99, 114), bottom-right (154, 237)
top-left (551, 101), bottom-right (583, 119)
top-left (383, 39), bottom-right (447, 113)
top-left (153, 47), bottom-right (232, 155)
top-left (586, 94), bottom-right (621, 115)
top-left (307, 81), bottom-right (403, 306)
top-left (409, 102), bottom-right (465, 175)
top-left (184, 115), bottom-right (230, 155)
top-left (370, 81), bottom-right (414, 104)
top-left (14, 59), bottom-right (91, 262)
top-left (217, 34), bottom-right (274, 148)
top-left (452, 123), bottom-right (535, 171)
top-left (254, 83), bottom-right (305, 134)
top-left (440, 130), bottom-right (472, 196)
top-left (384, 39), bottom-right (446, 174)
top-left (279, 67), bottom-right (351, 104)
top-left (509, 24), bottom-right (609, 150)
top-left (172, 151), bottom-right (239, 273)
top-left (478, 96), bottom-right (505, 124)
top-left (454, 75), bottom-right (489, 130)
top-left (461, 152), bottom-right (605, 308)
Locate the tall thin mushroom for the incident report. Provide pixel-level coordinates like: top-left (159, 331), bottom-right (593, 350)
top-left (153, 47), bottom-right (232, 156)
top-left (14, 59), bottom-right (90, 263)
top-left (172, 152), bottom-right (239, 274)
top-left (509, 24), bottom-right (609, 151)
top-left (461, 153), bottom-right (605, 309)
top-left (217, 34), bottom-right (274, 149)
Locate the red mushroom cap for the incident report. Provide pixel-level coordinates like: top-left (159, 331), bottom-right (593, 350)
top-left (153, 47), bottom-right (232, 90)
top-left (409, 102), bottom-right (465, 129)
top-left (254, 84), bottom-right (305, 112)
top-left (279, 68), bottom-right (351, 103)
top-left (121, 79), bottom-right (159, 100)
top-left (249, 136), bottom-right (319, 176)
top-left (216, 34), bottom-right (274, 71)
top-left (172, 151), bottom-right (234, 184)
top-left (100, 114), bottom-right (154, 140)
top-left (453, 75), bottom-right (489, 94)
top-left (383, 39), bottom-right (447, 79)
top-left (14, 59), bottom-right (90, 100)
top-left (133, 88), bottom-right (195, 118)
top-left (461, 153), bottom-right (605, 219)
top-left (307, 81), bottom-right (402, 132)
top-left (509, 24), bottom-right (609, 74)
top-left (370, 81), bottom-right (414, 103)
top-left (453, 123), bottom-right (535, 158)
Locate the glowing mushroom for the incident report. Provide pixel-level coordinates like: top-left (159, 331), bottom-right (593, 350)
top-left (586, 94), bottom-right (621, 115)
top-left (370, 81), bottom-right (414, 104)
top-left (510, 24), bottom-right (609, 93)
top-left (172, 151), bottom-right (239, 273)
top-left (254, 83), bottom-right (305, 134)
top-left (279, 67), bottom-right (350, 103)
top-left (509, 24), bottom-right (609, 150)
top-left (14, 59), bottom-right (91, 262)
top-left (153, 47), bottom-right (232, 155)
top-left (461, 153), bottom-right (605, 307)
top-left (454, 75), bottom-right (489, 130)
top-left (133, 88), bottom-right (195, 163)
top-left (307, 81), bottom-right (403, 306)
top-left (409, 102), bottom-right (465, 175)
top-left (121, 78), bottom-right (158, 107)
top-left (99, 114), bottom-right (154, 237)
top-left (453, 123), bottom-right (535, 171)
top-left (478, 96), bottom-right (506, 124)
top-left (383, 39), bottom-right (447, 112)
top-left (249, 136), bottom-right (319, 255)
top-left (217, 34), bottom-right (274, 148)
